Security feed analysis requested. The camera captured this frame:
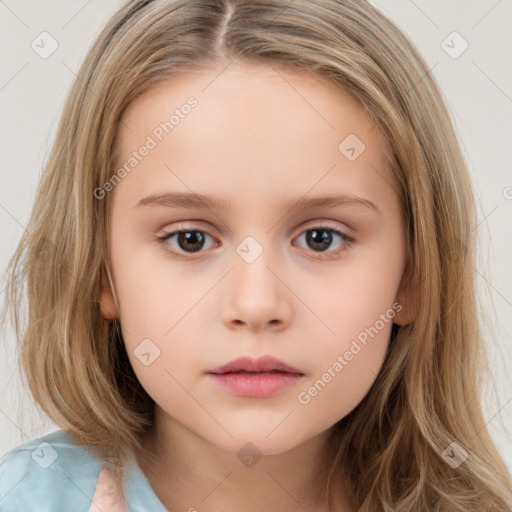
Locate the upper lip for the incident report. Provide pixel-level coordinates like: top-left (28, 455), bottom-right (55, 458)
top-left (207, 355), bottom-right (304, 375)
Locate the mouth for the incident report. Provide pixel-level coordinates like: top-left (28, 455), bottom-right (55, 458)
top-left (206, 355), bottom-right (305, 398)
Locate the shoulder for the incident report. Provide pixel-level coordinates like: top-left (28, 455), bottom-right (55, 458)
top-left (0, 429), bottom-right (102, 512)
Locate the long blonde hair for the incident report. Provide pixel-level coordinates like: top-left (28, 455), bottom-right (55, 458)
top-left (2, 0), bottom-right (511, 509)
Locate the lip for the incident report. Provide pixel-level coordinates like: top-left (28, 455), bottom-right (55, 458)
top-left (206, 356), bottom-right (305, 398)
top-left (207, 355), bottom-right (303, 375)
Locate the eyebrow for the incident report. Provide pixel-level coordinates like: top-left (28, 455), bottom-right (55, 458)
top-left (135, 192), bottom-right (380, 216)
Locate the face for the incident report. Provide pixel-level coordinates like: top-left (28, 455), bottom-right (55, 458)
top-left (101, 61), bottom-right (412, 457)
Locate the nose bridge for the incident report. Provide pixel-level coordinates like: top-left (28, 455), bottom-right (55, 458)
top-left (221, 231), bottom-right (292, 330)
top-left (233, 232), bottom-right (279, 293)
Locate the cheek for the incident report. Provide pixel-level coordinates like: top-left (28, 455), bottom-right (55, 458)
top-left (295, 318), bottom-right (392, 416)
top-left (109, 225), bottom-right (203, 340)
top-left (290, 248), bottom-right (402, 420)
top-left (290, 242), bottom-right (403, 353)
top-left (108, 250), bottom-right (206, 400)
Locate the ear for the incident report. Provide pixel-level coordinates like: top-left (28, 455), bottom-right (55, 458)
top-left (100, 270), bottom-right (118, 321)
top-left (392, 262), bottom-right (418, 326)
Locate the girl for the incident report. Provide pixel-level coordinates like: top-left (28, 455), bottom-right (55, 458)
top-left (1, 0), bottom-right (511, 510)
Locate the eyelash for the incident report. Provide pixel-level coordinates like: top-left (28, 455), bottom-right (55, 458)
top-left (155, 223), bottom-right (356, 260)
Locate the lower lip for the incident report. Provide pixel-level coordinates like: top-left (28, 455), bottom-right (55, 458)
top-left (207, 372), bottom-right (304, 398)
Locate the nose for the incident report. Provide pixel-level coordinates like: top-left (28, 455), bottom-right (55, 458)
top-left (220, 253), bottom-right (292, 333)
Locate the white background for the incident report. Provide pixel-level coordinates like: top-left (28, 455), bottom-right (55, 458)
top-left (1, 0), bottom-right (511, 476)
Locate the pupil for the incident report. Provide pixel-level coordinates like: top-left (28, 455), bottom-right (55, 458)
top-left (178, 231), bottom-right (205, 252)
top-left (307, 229), bottom-right (332, 252)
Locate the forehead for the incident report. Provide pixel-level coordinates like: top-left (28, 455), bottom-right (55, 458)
top-left (112, 62), bottom-right (395, 210)
top-left (118, 61), bottom-right (382, 142)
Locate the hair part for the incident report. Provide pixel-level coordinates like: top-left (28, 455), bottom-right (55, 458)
top-left (2, 0), bottom-right (511, 510)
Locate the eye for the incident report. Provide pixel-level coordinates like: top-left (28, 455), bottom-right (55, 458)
top-left (293, 225), bottom-right (354, 259)
top-left (156, 226), bottom-right (218, 255)
top-left (156, 223), bottom-right (355, 259)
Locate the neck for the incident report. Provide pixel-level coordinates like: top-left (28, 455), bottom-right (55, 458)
top-left (134, 413), bottom-right (354, 512)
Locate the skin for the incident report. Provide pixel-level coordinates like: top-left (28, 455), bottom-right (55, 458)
top-left (100, 61), bottom-right (414, 511)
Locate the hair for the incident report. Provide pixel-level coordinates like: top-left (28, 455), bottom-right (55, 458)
top-left (2, 0), bottom-right (511, 510)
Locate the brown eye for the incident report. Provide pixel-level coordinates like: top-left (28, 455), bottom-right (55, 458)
top-left (156, 223), bottom-right (354, 259)
top-left (158, 229), bottom-right (217, 254)
top-left (294, 226), bottom-right (354, 258)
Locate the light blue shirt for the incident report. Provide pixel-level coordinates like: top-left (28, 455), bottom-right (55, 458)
top-left (0, 429), bottom-right (169, 511)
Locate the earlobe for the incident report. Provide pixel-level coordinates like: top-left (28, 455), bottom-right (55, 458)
top-left (100, 271), bottom-right (118, 321)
